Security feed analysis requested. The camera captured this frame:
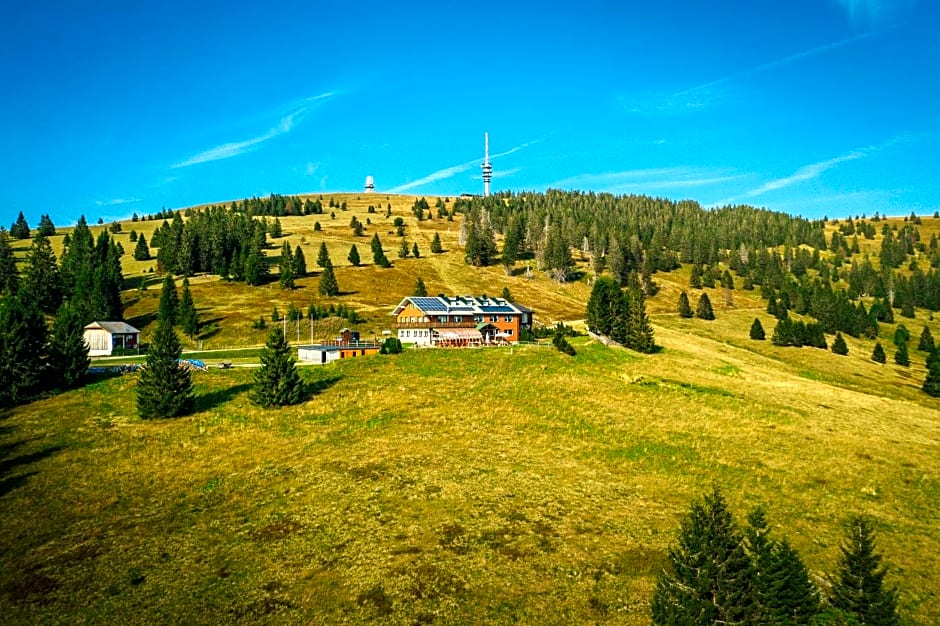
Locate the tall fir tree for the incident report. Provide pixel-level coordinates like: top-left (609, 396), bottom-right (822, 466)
top-left (894, 342), bottom-right (910, 367)
top-left (178, 277), bottom-right (199, 339)
top-left (750, 317), bottom-right (766, 340)
top-left (696, 292), bottom-right (716, 320)
top-left (651, 485), bottom-right (755, 625)
top-left (49, 301), bottom-right (90, 389)
top-left (871, 342), bottom-right (886, 364)
top-left (158, 273), bottom-right (179, 326)
top-left (318, 259), bottom-right (339, 296)
top-left (37, 214), bottom-right (56, 236)
top-left (317, 241), bottom-right (330, 268)
top-left (251, 327), bottom-right (305, 407)
top-left (279, 241), bottom-right (295, 290)
top-left (585, 277), bottom-right (621, 337)
top-left (917, 326), bottom-right (934, 352)
top-left (0, 291), bottom-right (49, 407)
top-left (0, 227), bottom-right (19, 295)
top-left (136, 317), bottom-right (193, 418)
top-left (625, 287), bottom-right (656, 353)
top-left (678, 291), bottom-right (694, 318)
top-left (243, 240), bottom-right (268, 286)
top-left (10, 211), bottom-right (30, 239)
top-left (348, 244), bottom-right (361, 267)
top-left (24, 233), bottom-right (62, 314)
top-left (292, 245), bottom-right (307, 277)
top-left (923, 349), bottom-right (940, 397)
top-left (430, 232), bottom-right (443, 254)
top-left (413, 276), bottom-right (428, 297)
top-left (832, 332), bottom-right (849, 355)
top-left (830, 516), bottom-right (899, 626)
top-left (133, 233), bottom-right (151, 260)
top-left (892, 324), bottom-right (909, 347)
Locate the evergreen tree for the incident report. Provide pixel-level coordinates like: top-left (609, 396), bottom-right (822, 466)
top-left (292, 245), bottom-right (307, 277)
top-left (279, 241), bottom-right (295, 289)
top-left (871, 342), bottom-right (886, 364)
top-left (413, 276), bottom-right (428, 297)
top-left (269, 217), bottom-right (283, 238)
top-left (750, 317), bottom-right (766, 340)
top-left (0, 228), bottom-right (19, 295)
top-left (832, 332), bottom-right (849, 355)
top-left (430, 232), bottom-right (443, 254)
top-left (696, 292), bottom-right (716, 320)
top-left (625, 288), bottom-right (656, 353)
top-left (49, 301), bottom-right (90, 389)
top-left (412, 242), bottom-right (420, 258)
top-left (133, 233), bottom-right (151, 260)
top-left (317, 241), bottom-right (330, 268)
top-left (370, 233), bottom-right (388, 266)
top-left (37, 214), bottom-right (56, 236)
top-left (178, 277), bottom-right (199, 339)
top-left (586, 277), bottom-right (621, 337)
top-left (923, 349), bottom-right (940, 397)
top-left (892, 324), bottom-right (909, 347)
top-left (894, 342), bottom-right (910, 367)
top-left (24, 233), bottom-right (62, 314)
top-left (501, 286), bottom-right (513, 301)
top-left (348, 244), bottom-right (361, 267)
top-left (10, 211), bottom-right (30, 239)
top-left (690, 264), bottom-right (703, 288)
top-left (917, 326), bottom-right (934, 352)
top-left (651, 485), bottom-right (755, 625)
top-left (251, 327), bottom-right (305, 408)
top-left (243, 240), bottom-right (268, 286)
top-left (0, 291), bottom-right (49, 406)
top-left (318, 259), bottom-right (339, 296)
top-left (678, 291), bottom-right (694, 318)
top-left (158, 273), bottom-right (179, 326)
top-left (398, 238), bottom-right (410, 258)
top-left (830, 516), bottom-right (899, 626)
top-left (136, 317), bottom-right (193, 419)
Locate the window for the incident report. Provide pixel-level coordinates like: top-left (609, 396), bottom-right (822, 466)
top-left (410, 316), bottom-right (415, 323)
top-left (455, 316), bottom-right (462, 323)
top-left (504, 315), bottom-right (512, 322)
top-left (507, 329), bottom-right (513, 335)
top-left (490, 315), bottom-right (498, 322)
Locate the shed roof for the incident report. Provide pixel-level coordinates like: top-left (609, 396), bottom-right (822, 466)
top-left (84, 321), bottom-right (140, 334)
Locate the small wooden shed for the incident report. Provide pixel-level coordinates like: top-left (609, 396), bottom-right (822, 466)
top-left (83, 321), bottom-right (141, 356)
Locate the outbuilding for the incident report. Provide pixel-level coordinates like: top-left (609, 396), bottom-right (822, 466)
top-left (83, 321), bottom-right (141, 356)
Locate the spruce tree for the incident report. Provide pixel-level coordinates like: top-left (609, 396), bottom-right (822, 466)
top-left (892, 324), bottom-right (909, 347)
top-left (430, 232), bottom-right (443, 254)
top-left (10, 211), bottom-right (30, 239)
top-left (292, 245), bottom-right (307, 277)
top-left (133, 233), bottom-right (151, 260)
top-left (689, 264), bottom-right (703, 288)
top-left (677, 291), bottom-right (693, 318)
top-left (412, 242), bottom-right (420, 258)
top-left (923, 349), bottom-right (940, 397)
top-left (413, 276), bottom-right (428, 297)
top-left (917, 326), bottom-right (934, 352)
top-left (894, 342), bottom-right (910, 367)
top-left (317, 241), bottom-right (330, 268)
top-left (750, 317), bottom-right (766, 340)
top-left (318, 259), bottom-right (339, 296)
top-left (626, 288), bottom-right (656, 353)
top-left (37, 214), bottom-right (56, 236)
top-left (158, 273), bottom-right (179, 326)
top-left (871, 342), bottom-right (886, 364)
top-left (585, 277), bottom-right (621, 337)
top-left (830, 516), bottom-right (899, 626)
top-left (501, 286), bottom-right (513, 301)
top-left (0, 291), bottom-right (49, 406)
top-left (49, 301), bottom-right (90, 389)
top-left (348, 244), bottom-right (361, 267)
top-left (251, 327), bottom-right (305, 408)
top-left (696, 292), bottom-right (715, 320)
top-left (0, 228), bottom-right (19, 295)
top-left (24, 233), bottom-right (62, 314)
top-left (136, 317), bottom-right (193, 419)
top-left (651, 485), bottom-right (755, 625)
top-left (832, 332), bottom-right (849, 355)
top-left (243, 240), bottom-right (268, 286)
top-left (279, 241), bottom-right (295, 289)
top-left (398, 238), bottom-right (410, 258)
top-left (178, 277), bottom-right (199, 339)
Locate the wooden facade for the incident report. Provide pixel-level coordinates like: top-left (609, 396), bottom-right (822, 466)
top-left (83, 321), bottom-right (141, 356)
top-left (392, 295), bottom-right (534, 347)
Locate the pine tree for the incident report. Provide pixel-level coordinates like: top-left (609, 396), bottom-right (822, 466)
top-left (501, 286), bottom-right (513, 301)
top-left (136, 317), bottom-right (193, 419)
top-left (318, 259), bottom-right (339, 296)
top-left (750, 317), bottom-right (766, 340)
top-left (24, 233), bottom-right (62, 314)
top-left (37, 214), bottom-right (56, 236)
top-left (626, 288), bottom-right (656, 353)
top-left (0, 291), bottom-right (49, 406)
top-left (832, 332), bottom-right (849, 355)
top-left (133, 233), bottom-right (151, 260)
top-left (894, 342), bottom-right (910, 367)
top-left (158, 274), bottom-right (179, 326)
top-left (413, 276), bottom-right (428, 297)
top-left (830, 516), bottom-right (899, 626)
top-left (0, 228), bottom-right (19, 296)
top-left (923, 349), bottom-right (940, 397)
top-left (585, 277), bottom-right (621, 337)
top-left (871, 342), bottom-right (886, 364)
top-left (370, 233), bottom-right (388, 266)
top-left (49, 301), bottom-right (90, 389)
top-left (690, 264), bottom-right (703, 288)
top-left (10, 211), bottom-right (30, 239)
top-left (412, 242), bottom-right (420, 258)
top-left (269, 217), bottom-right (283, 238)
top-left (678, 291), bottom-right (693, 318)
top-left (917, 326), bottom-right (934, 352)
top-left (348, 244), bottom-right (361, 267)
top-left (696, 292), bottom-right (715, 320)
top-left (292, 245), bottom-right (307, 277)
top-left (279, 241), bottom-right (295, 289)
top-left (251, 327), bottom-right (305, 408)
top-left (317, 241), bottom-right (330, 268)
top-left (178, 277), bottom-right (199, 339)
top-left (243, 240), bottom-right (268, 286)
top-left (430, 232), bottom-right (443, 254)
top-left (398, 238), bottom-right (410, 258)
top-left (892, 324), bottom-right (909, 347)
top-left (651, 485), bottom-right (755, 625)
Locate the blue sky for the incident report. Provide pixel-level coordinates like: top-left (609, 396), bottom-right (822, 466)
top-left (2, 0), bottom-right (938, 226)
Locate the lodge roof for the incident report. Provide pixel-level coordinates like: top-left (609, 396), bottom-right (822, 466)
top-left (84, 321), bottom-right (140, 334)
top-left (393, 295), bottom-right (530, 317)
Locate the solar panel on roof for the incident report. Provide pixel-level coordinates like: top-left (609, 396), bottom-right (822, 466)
top-left (411, 297), bottom-right (447, 311)
top-left (480, 305), bottom-right (514, 313)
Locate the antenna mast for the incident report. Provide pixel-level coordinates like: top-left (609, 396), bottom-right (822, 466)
top-left (482, 132), bottom-right (492, 197)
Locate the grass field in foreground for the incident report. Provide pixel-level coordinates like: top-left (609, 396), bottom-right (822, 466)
top-left (1, 321), bottom-right (938, 624)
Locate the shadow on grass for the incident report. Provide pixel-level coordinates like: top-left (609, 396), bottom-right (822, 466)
top-left (305, 375), bottom-right (342, 398)
top-left (127, 310), bottom-right (157, 331)
top-left (0, 443), bottom-right (65, 498)
top-left (194, 383), bottom-right (253, 413)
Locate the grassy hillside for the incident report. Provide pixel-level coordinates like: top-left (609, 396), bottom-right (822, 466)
top-left (2, 197), bottom-right (939, 623)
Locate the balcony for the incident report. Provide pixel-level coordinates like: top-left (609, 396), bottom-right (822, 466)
top-left (394, 320), bottom-right (479, 329)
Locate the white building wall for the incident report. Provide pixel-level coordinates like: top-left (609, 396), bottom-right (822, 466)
top-left (398, 328), bottom-right (433, 346)
top-left (298, 348), bottom-right (342, 365)
top-left (84, 329), bottom-right (112, 356)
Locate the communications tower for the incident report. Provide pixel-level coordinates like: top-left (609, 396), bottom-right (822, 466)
top-left (482, 132), bottom-right (492, 197)
top-left (364, 175), bottom-right (375, 193)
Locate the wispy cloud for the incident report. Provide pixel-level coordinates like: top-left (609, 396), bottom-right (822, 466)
top-left (172, 92), bottom-right (335, 168)
top-left (716, 132), bottom-right (918, 205)
top-left (387, 139), bottom-right (539, 193)
top-left (493, 167), bottom-right (521, 179)
top-left (832, 0), bottom-right (916, 24)
top-left (95, 197), bottom-right (140, 206)
top-left (549, 167), bottom-right (742, 194)
top-left (304, 161), bottom-right (321, 177)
